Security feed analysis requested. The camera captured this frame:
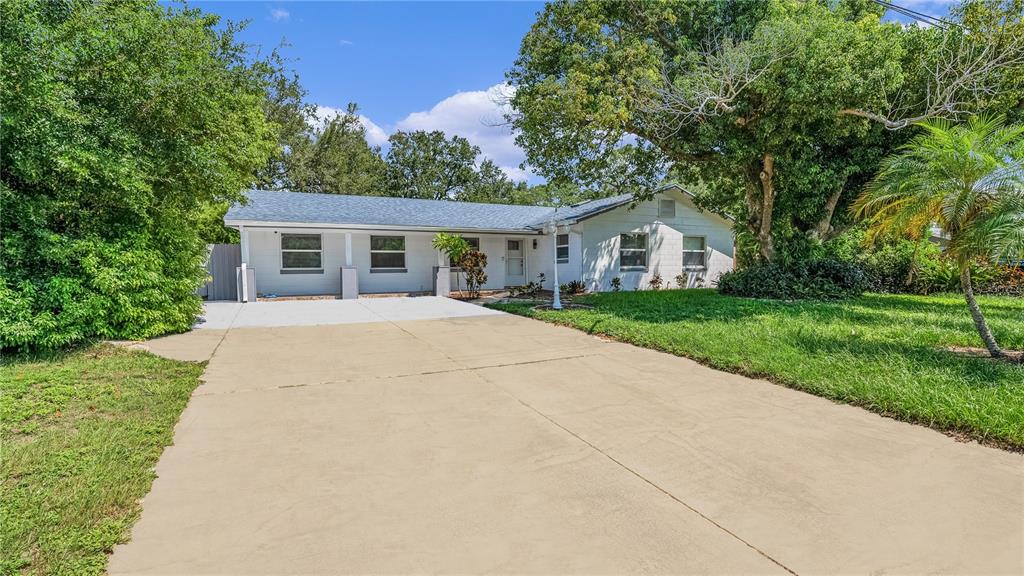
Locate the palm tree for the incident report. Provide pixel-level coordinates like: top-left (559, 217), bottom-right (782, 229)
top-left (853, 116), bottom-right (1024, 358)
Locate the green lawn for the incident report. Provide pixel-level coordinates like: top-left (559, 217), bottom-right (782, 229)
top-left (489, 290), bottom-right (1024, 449)
top-left (1, 345), bottom-right (204, 575)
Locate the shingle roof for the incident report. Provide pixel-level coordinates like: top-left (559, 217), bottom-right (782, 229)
top-left (224, 190), bottom-right (637, 231)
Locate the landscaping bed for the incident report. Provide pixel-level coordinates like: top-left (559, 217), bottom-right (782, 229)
top-left (1, 345), bottom-right (204, 574)
top-left (488, 289), bottom-right (1024, 450)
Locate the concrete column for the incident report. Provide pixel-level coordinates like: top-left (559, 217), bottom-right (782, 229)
top-left (340, 232), bottom-right (358, 299)
top-left (433, 265), bottom-right (451, 297)
top-left (239, 225), bottom-right (251, 265)
top-left (238, 225), bottom-right (252, 303)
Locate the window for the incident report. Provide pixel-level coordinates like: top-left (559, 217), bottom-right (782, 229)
top-left (281, 233), bottom-right (322, 270)
top-left (658, 199), bottom-right (676, 219)
top-left (619, 233), bottom-right (648, 271)
top-left (450, 237), bottom-right (480, 267)
top-left (370, 235), bottom-right (406, 271)
top-left (556, 233), bottom-right (569, 263)
top-left (683, 236), bottom-right (706, 269)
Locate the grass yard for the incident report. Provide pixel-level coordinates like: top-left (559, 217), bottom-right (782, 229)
top-left (489, 290), bottom-right (1024, 450)
top-left (1, 345), bottom-right (204, 575)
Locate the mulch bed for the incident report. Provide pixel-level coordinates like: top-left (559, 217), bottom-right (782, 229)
top-left (943, 346), bottom-right (1024, 364)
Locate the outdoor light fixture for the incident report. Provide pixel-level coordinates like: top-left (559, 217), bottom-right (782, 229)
top-left (533, 239), bottom-right (537, 249)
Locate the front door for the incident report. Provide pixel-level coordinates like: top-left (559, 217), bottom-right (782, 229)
top-left (505, 239), bottom-right (525, 286)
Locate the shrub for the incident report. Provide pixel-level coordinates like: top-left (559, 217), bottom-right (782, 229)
top-left (1, 2), bottom-right (276, 352)
top-left (648, 273), bottom-right (664, 290)
top-left (560, 280), bottom-right (586, 295)
top-left (859, 240), bottom-right (931, 293)
top-left (718, 258), bottom-right (867, 300)
top-left (981, 266), bottom-right (1024, 296)
top-left (457, 250), bottom-right (488, 298)
top-left (610, 276), bottom-right (622, 292)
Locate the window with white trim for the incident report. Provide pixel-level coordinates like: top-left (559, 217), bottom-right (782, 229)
top-left (658, 199), bottom-right (676, 218)
top-left (683, 236), bottom-right (707, 269)
top-left (556, 233), bottom-right (569, 263)
top-left (619, 233), bottom-right (648, 271)
top-left (370, 235), bottom-right (406, 271)
top-left (450, 237), bottom-right (480, 267)
top-left (281, 233), bottom-right (322, 270)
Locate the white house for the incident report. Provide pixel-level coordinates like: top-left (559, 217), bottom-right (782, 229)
top-left (223, 184), bottom-right (734, 299)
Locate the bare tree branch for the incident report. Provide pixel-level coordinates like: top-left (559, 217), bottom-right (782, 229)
top-left (640, 28), bottom-right (791, 140)
top-left (841, 31), bottom-right (1024, 130)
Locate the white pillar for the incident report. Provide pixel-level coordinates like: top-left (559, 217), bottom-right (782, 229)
top-left (341, 231), bottom-right (358, 299)
top-left (239, 225), bottom-right (251, 303)
top-left (550, 223), bottom-right (562, 310)
top-left (239, 225), bottom-right (250, 265)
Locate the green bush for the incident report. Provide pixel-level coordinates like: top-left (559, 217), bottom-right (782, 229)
top-left (1, 1), bottom-right (276, 352)
top-left (718, 258), bottom-right (867, 300)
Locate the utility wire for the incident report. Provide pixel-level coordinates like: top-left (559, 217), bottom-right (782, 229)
top-left (870, 0), bottom-right (962, 30)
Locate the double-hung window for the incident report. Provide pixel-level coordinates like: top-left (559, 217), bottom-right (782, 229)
top-left (682, 236), bottom-right (707, 269)
top-left (619, 233), bottom-right (648, 271)
top-left (370, 236), bottom-right (406, 272)
top-left (281, 233), bottom-right (323, 272)
top-left (450, 237), bottom-right (480, 268)
top-left (556, 234), bottom-right (569, 263)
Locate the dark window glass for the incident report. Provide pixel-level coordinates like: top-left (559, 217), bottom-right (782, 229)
top-left (281, 234), bottom-right (321, 250)
top-left (282, 251), bottom-right (322, 269)
top-left (370, 236), bottom-right (405, 251)
top-left (371, 252), bottom-right (405, 269)
top-left (683, 252), bottom-right (706, 268)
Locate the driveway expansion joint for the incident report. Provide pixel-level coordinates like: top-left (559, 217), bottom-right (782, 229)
top-left (386, 314), bottom-right (799, 576)
top-left (494, 387), bottom-right (800, 576)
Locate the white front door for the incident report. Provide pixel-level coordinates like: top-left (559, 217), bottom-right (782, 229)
top-left (505, 239), bottom-right (525, 286)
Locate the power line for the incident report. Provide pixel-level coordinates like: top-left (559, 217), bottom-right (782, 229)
top-left (870, 0), bottom-right (962, 30)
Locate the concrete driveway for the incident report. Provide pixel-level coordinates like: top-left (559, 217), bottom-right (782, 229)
top-left (112, 300), bottom-right (1023, 575)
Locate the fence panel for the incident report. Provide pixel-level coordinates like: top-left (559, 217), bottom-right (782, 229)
top-left (202, 244), bottom-right (241, 301)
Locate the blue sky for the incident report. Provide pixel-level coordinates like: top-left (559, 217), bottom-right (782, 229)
top-left (193, 1), bottom-right (543, 181)
top-left (188, 1), bottom-right (958, 183)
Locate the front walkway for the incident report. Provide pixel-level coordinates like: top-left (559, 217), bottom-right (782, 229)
top-left (196, 296), bottom-right (504, 329)
top-left (112, 304), bottom-right (1023, 574)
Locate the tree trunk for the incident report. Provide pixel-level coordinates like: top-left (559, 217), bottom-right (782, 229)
top-left (810, 186), bottom-right (843, 241)
top-left (960, 266), bottom-right (1004, 358)
top-left (756, 154), bottom-right (776, 261)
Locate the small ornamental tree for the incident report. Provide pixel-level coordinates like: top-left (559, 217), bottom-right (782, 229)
top-left (431, 233), bottom-right (471, 293)
top-left (853, 116), bottom-right (1024, 358)
top-left (458, 251), bottom-right (488, 298)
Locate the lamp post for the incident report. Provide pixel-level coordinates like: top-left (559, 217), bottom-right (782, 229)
top-left (549, 217), bottom-right (562, 310)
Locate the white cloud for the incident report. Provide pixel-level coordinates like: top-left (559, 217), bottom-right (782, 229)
top-left (312, 84), bottom-right (532, 182)
top-left (311, 105), bottom-right (389, 147)
top-left (393, 83), bottom-right (530, 181)
top-left (268, 8), bottom-right (290, 22)
top-left (338, 39), bottom-right (354, 46)
top-left (358, 115), bottom-right (389, 147)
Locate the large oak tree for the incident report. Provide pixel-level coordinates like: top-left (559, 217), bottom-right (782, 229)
top-left (508, 0), bottom-right (1023, 261)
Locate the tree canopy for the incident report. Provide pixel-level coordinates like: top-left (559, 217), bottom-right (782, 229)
top-left (1, 0), bottom-right (277, 350)
top-left (508, 0), bottom-right (1024, 261)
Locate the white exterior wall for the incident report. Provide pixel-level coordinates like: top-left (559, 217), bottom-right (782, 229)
top-left (247, 229), bottom-right (349, 296)
top-left (530, 227), bottom-right (583, 290)
top-left (241, 190), bottom-right (731, 297)
top-left (246, 227), bottom-right (547, 296)
top-left (580, 190), bottom-right (734, 291)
